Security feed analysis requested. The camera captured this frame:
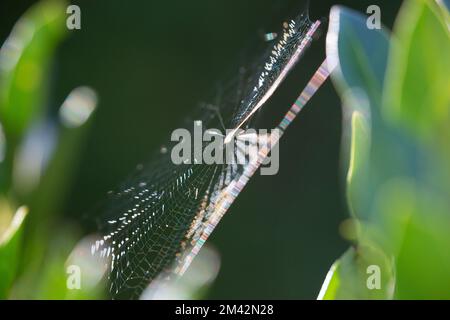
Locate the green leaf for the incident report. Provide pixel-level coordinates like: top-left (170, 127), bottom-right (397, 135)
top-left (0, 205), bottom-right (28, 298)
top-left (327, 6), bottom-right (390, 108)
top-left (372, 178), bottom-right (450, 299)
top-left (317, 260), bottom-right (340, 300)
top-left (395, 205), bottom-right (450, 299)
top-left (340, 89), bottom-right (371, 220)
top-left (318, 245), bottom-right (395, 300)
top-left (378, 1), bottom-right (450, 298)
top-left (0, 0), bottom-right (67, 193)
top-left (326, 6), bottom-right (393, 221)
top-left (384, 0), bottom-right (450, 141)
top-left (0, 0), bottom-right (67, 139)
top-left (325, 1), bottom-right (450, 300)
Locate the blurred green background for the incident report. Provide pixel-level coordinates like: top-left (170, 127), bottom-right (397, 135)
top-left (0, 0), bottom-right (404, 298)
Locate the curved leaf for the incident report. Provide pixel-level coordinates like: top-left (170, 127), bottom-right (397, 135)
top-left (318, 245), bottom-right (394, 300)
top-left (0, 205), bottom-right (28, 298)
top-left (326, 6), bottom-right (392, 220)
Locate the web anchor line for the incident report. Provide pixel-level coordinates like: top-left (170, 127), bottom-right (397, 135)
top-left (176, 58), bottom-right (335, 276)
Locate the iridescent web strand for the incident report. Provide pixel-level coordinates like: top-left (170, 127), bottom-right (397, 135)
top-left (176, 58), bottom-right (334, 275)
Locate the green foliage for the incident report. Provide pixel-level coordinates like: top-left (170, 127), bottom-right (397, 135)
top-left (382, 0), bottom-right (450, 299)
top-left (0, 0), bottom-right (102, 299)
top-left (0, 0), bottom-right (66, 140)
top-left (385, 0), bottom-right (450, 141)
top-left (320, 6), bottom-right (396, 299)
top-left (320, 0), bottom-right (450, 299)
top-left (327, 6), bottom-right (390, 106)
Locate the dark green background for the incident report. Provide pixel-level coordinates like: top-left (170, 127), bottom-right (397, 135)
top-left (1, 0), bottom-right (402, 298)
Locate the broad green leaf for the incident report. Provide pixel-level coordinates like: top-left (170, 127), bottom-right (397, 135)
top-left (326, 6), bottom-right (393, 220)
top-left (0, 205), bottom-right (28, 298)
top-left (323, 1), bottom-right (450, 300)
top-left (379, 0), bottom-right (450, 298)
top-left (327, 6), bottom-right (390, 108)
top-left (384, 0), bottom-right (450, 141)
top-left (318, 245), bottom-right (394, 300)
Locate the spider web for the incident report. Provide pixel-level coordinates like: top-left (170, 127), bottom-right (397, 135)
top-left (92, 11), bottom-right (321, 299)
